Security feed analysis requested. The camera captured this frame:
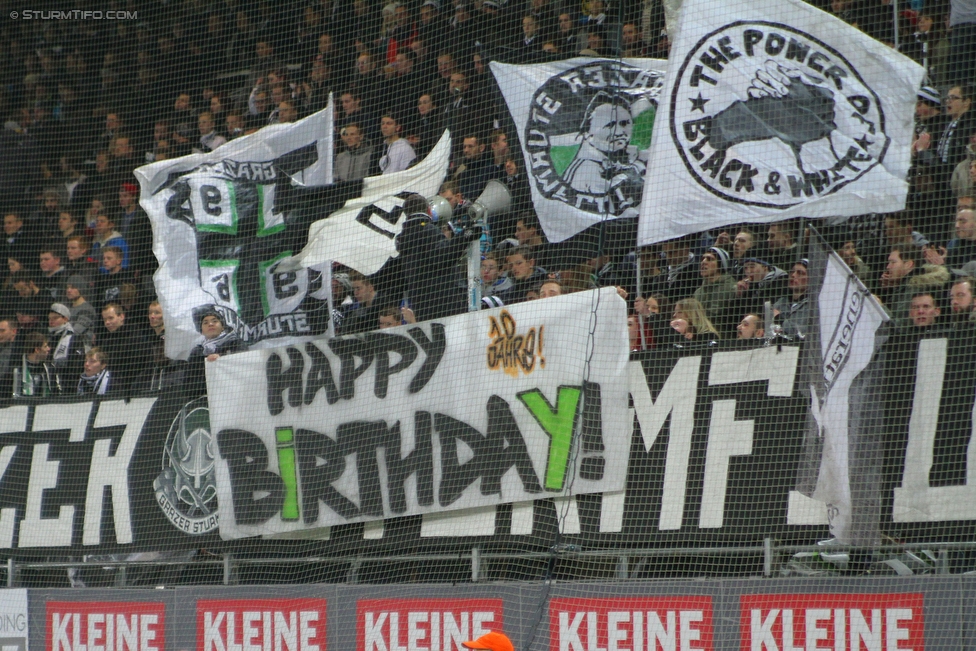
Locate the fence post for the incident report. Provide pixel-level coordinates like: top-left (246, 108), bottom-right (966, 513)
top-left (763, 538), bottom-right (773, 577)
top-left (6, 558), bottom-right (14, 587)
top-left (223, 554), bottom-right (238, 585)
top-left (471, 547), bottom-right (481, 582)
top-left (615, 555), bottom-right (629, 579)
top-left (347, 559), bottom-right (362, 584)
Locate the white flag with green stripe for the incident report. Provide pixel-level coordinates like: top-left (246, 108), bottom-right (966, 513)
top-left (135, 100), bottom-right (336, 360)
top-left (490, 58), bottom-right (666, 243)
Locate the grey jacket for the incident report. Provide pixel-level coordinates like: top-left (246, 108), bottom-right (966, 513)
top-left (335, 142), bottom-right (375, 182)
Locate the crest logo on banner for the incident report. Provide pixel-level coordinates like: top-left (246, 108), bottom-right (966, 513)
top-left (672, 22), bottom-right (888, 206)
top-left (492, 58), bottom-right (666, 243)
top-left (154, 397), bottom-right (220, 536)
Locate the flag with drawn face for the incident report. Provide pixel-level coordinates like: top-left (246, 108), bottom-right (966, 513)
top-left (491, 58), bottom-right (667, 244)
top-left (636, 0), bottom-right (925, 246)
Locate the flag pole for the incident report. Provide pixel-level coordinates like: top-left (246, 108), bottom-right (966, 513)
top-left (892, 0), bottom-right (900, 50)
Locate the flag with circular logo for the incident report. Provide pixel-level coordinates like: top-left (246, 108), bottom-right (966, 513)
top-left (491, 58), bottom-right (667, 243)
top-left (637, 0), bottom-right (925, 246)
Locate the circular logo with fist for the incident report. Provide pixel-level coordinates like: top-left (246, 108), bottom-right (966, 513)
top-left (670, 21), bottom-right (888, 208)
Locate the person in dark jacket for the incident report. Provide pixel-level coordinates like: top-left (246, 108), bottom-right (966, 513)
top-left (497, 245), bottom-right (548, 305)
top-left (18, 332), bottom-right (61, 397)
top-left (94, 302), bottom-right (140, 394)
top-left (394, 193), bottom-right (482, 321)
top-left (733, 257), bottom-right (789, 316)
top-left (48, 303), bottom-right (86, 382)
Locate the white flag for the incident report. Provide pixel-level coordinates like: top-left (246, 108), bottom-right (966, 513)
top-left (800, 233), bottom-right (889, 545)
top-left (491, 58), bottom-right (666, 243)
top-left (136, 101), bottom-right (336, 360)
top-left (637, 0), bottom-right (925, 246)
top-left (285, 130), bottom-right (452, 275)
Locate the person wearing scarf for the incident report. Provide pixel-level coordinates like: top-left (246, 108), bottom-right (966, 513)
top-left (19, 332), bottom-right (61, 397)
top-left (77, 347), bottom-right (112, 395)
top-left (186, 307), bottom-right (242, 398)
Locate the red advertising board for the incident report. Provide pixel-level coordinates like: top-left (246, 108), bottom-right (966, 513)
top-left (196, 598), bottom-right (328, 651)
top-left (357, 598), bottom-right (505, 651)
top-left (548, 597), bottom-right (714, 651)
top-left (740, 593), bottom-right (924, 651)
top-left (46, 601), bottom-right (166, 651)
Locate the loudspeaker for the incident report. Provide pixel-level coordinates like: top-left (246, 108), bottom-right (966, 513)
top-left (468, 180), bottom-right (511, 223)
top-left (427, 195), bottom-right (453, 223)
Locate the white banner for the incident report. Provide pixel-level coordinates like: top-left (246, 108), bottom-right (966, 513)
top-left (0, 590), bottom-right (27, 651)
top-left (207, 288), bottom-right (631, 540)
top-left (637, 0), bottom-right (924, 246)
top-left (284, 131), bottom-right (452, 276)
top-left (136, 102), bottom-right (336, 360)
top-left (491, 58), bottom-right (666, 243)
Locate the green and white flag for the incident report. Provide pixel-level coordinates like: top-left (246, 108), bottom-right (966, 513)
top-left (136, 101), bottom-right (341, 360)
top-left (491, 58), bottom-right (666, 243)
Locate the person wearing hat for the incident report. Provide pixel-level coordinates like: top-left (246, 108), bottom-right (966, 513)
top-left (733, 256), bottom-right (788, 316)
top-left (693, 246), bottom-right (737, 336)
top-left (185, 306), bottom-right (242, 398)
top-left (419, 0), bottom-right (449, 45)
top-left (914, 86), bottom-right (946, 140)
top-left (48, 303), bottom-right (86, 381)
top-left (462, 631), bottom-right (514, 651)
top-left (395, 193), bottom-right (481, 320)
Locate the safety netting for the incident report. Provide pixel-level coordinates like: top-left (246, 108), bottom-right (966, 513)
top-left (1, 0), bottom-right (976, 644)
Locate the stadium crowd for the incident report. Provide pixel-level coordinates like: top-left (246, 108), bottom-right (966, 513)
top-left (0, 0), bottom-right (975, 399)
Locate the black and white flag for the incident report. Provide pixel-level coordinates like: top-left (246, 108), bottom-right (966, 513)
top-left (136, 102), bottom-right (343, 360)
top-left (794, 231), bottom-right (889, 545)
top-left (491, 58), bottom-right (666, 243)
top-left (637, 0), bottom-right (925, 246)
top-left (283, 131), bottom-right (452, 275)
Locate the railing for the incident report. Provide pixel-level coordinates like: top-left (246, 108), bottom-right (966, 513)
top-left (5, 540), bottom-right (975, 588)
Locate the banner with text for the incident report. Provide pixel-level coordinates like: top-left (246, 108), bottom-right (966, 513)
top-left (636, 0), bottom-right (924, 245)
top-left (0, 395), bottom-right (223, 553)
top-left (357, 599), bottom-right (503, 651)
top-left (207, 288), bottom-right (631, 540)
top-left (0, 590), bottom-right (28, 651)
